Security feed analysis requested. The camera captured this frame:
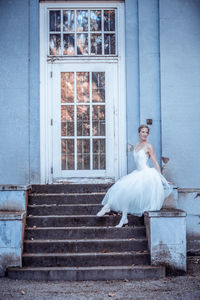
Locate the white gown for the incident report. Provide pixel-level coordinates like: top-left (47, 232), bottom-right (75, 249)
top-left (101, 148), bottom-right (172, 217)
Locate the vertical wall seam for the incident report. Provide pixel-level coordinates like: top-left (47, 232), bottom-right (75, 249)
top-left (28, 0), bottom-right (31, 184)
top-left (158, 0), bottom-right (162, 165)
top-left (137, 0), bottom-right (141, 125)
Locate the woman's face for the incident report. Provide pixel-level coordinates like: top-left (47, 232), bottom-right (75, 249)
top-left (139, 127), bottom-right (149, 141)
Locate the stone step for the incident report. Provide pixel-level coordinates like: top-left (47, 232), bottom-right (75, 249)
top-left (29, 193), bottom-right (105, 205)
top-left (23, 238), bottom-right (148, 253)
top-left (24, 226), bottom-right (146, 240)
top-left (22, 252), bottom-right (150, 267)
top-left (7, 265), bottom-right (166, 281)
top-left (27, 204), bottom-right (102, 216)
top-left (26, 215), bottom-right (144, 227)
top-left (30, 184), bottom-right (112, 194)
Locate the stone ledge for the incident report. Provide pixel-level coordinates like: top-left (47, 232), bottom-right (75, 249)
top-left (144, 209), bottom-right (186, 218)
top-left (0, 185), bottom-right (31, 191)
top-left (0, 211), bottom-right (26, 221)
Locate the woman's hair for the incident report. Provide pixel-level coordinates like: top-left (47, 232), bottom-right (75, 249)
top-left (138, 124), bottom-right (150, 134)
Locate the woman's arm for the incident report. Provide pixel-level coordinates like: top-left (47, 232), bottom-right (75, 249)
top-left (147, 144), bottom-right (161, 173)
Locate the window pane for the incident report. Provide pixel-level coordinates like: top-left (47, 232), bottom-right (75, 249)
top-left (50, 10), bottom-right (61, 32)
top-left (77, 72), bottom-right (89, 103)
top-left (77, 139), bottom-right (90, 170)
top-left (104, 34), bottom-right (115, 55)
top-left (90, 10), bottom-right (101, 31)
top-left (63, 34), bottom-right (75, 55)
top-left (61, 139), bottom-right (74, 170)
top-left (92, 72), bottom-right (105, 103)
top-left (77, 33), bottom-right (88, 55)
top-left (93, 139), bottom-right (106, 170)
top-left (77, 106), bottom-right (90, 136)
top-left (61, 106), bottom-right (74, 136)
top-left (49, 34), bottom-right (61, 55)
top-left (91, 34), bottom-right (102, 55)
top-left (61, 72), bottom-right (74, 103)
top-left (77, 10), bottom-right (88, 32)
top-left (92, 105), bottom-right (105, 136)
top-left (104, 10), bottom-right (115, 31)
top-left (63, 10), bottom-right (75, 32)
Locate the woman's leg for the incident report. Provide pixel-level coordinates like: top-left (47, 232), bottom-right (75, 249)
top-left (97, 204), bottom-right (110, 217)
top-left (115, 211), bottom-right (128, 227)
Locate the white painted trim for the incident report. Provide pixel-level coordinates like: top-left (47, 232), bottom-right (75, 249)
top-left (40, 1), bottom-right (126, 183)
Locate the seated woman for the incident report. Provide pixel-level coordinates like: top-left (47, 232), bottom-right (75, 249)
top-left (97, 124), bottom-right (172, 227)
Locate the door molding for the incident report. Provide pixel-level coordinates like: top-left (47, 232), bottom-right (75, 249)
top-left (40, 1), bottom-right (126, 183)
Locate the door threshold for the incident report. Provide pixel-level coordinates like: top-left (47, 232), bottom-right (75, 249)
top-left (53, 177), bottom-right (115, 184)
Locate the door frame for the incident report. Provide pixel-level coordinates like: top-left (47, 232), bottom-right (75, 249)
top-left (40, 1), bottom-right (126, 183)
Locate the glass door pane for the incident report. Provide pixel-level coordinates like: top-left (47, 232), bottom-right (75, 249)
top-left (60, 71), bottom-right (106, 171)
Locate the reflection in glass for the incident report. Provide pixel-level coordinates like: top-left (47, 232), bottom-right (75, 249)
top-left (63, 34), bottom-right (75, 55)
top-left (50, 10), bottom-right (61, 32)
top-left (77, 10), bottom-right (88, 32)
top-left (104, 34), bottom-right (115, 55)
top-left (93, 139), bottom-right (106, 170)
top-left (92, 72), bottom-right (105, 102)
top-left (104, 10), bottom-right (115, 31)
top-left (90, 10), bottom-right (101, 31)
top-left (63, 10), bottom-right (75, 32)
top-left (77, 106), bottom-right (90, 136)
top-left (91, 34), bottom-right (102, 55)
top-left (77, 72), bottom-right (89, 102)
top-left (77, 33), bottom-right (88, 55)
top-left (92, 106), bottom-right (105, 136)
top-left (61, 106), bottom-right (74, 136)
top-left (77, 139), bottom-right (90, 169)
top-left (49, 34), bottom-right (61, 55)
top-left (61, 139), bottom-right (74, 170)
top-left (61, 72), bottom-right (74, 103)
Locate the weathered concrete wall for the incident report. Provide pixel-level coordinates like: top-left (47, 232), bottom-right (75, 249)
top-left (178, 190), bottom-right (200, 252)
top-left (145, 210), bottom-right (187, 272)
top-left (0, 186), bottom-right (28, 211)
top-left (0, 211), bottom-right (26, 276)
top-left (160, 0), bottom-right (200, 188)
top-left (0, 0), bottom-right (40, 185)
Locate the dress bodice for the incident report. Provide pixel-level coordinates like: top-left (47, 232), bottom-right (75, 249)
top-left (133, 149), bottom-right (149, 170)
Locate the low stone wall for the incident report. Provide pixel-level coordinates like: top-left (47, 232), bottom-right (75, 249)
top-left (144, 209), bottom-right (187, 273)
top-left (178, 189), bottom-right (200, 254)
top-left (0, 186), bottom-right (29, 276)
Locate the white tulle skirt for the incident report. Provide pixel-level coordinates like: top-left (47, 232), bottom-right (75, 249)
top-left (102, 167), bottom-right (171, 217)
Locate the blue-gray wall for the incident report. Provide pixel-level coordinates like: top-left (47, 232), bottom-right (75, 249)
top-left (0, 0), bottom-right (199, 190)
top-left (0, 0), bottom-right (40, 184)
top-left (160, 0), bottom-right (200, 188)
top-left (126, 0), bottom-right (162, 172)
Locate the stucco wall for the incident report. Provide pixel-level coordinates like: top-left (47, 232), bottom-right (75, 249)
top-left (160, 0), bottom-right (200, 188)
top-left (0, 0), bottom-right (40, 184)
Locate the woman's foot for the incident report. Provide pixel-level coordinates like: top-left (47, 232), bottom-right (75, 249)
top-left (115, 212), bottom-right (128, 228)
top-left (97, 204), bottom-right (110, 217)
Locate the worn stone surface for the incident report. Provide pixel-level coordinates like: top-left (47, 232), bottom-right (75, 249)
top-left (0, 190), bottom-right (27, 211)
top-left (144, 210), bottom-right (186, 272)
top-left (0, 212), bottom-right (26, 276)
top-left (0, 258), bottom-right (200, 300)
top-left (178, 190), bottom-right (200, 252)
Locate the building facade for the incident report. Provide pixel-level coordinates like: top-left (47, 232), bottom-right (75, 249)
top-left (0, 0), bottom-right (200, 271)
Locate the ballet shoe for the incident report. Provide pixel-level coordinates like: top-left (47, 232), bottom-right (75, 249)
top-left (115, 218), bottom-right (128, 228)
top-left (97, 205), bottom-right (110, 217)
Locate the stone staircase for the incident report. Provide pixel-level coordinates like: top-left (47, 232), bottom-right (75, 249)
top-left (7, 184), bottom-right (165, 281)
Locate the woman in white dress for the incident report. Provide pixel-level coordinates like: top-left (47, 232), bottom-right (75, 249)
top-left (97, 124), bottom-right (172, 227)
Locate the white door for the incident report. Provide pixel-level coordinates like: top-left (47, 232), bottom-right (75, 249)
top-left (50, 63), bottom-right (117, 180)
top-left (40, 2), bottom-right (126, 183)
